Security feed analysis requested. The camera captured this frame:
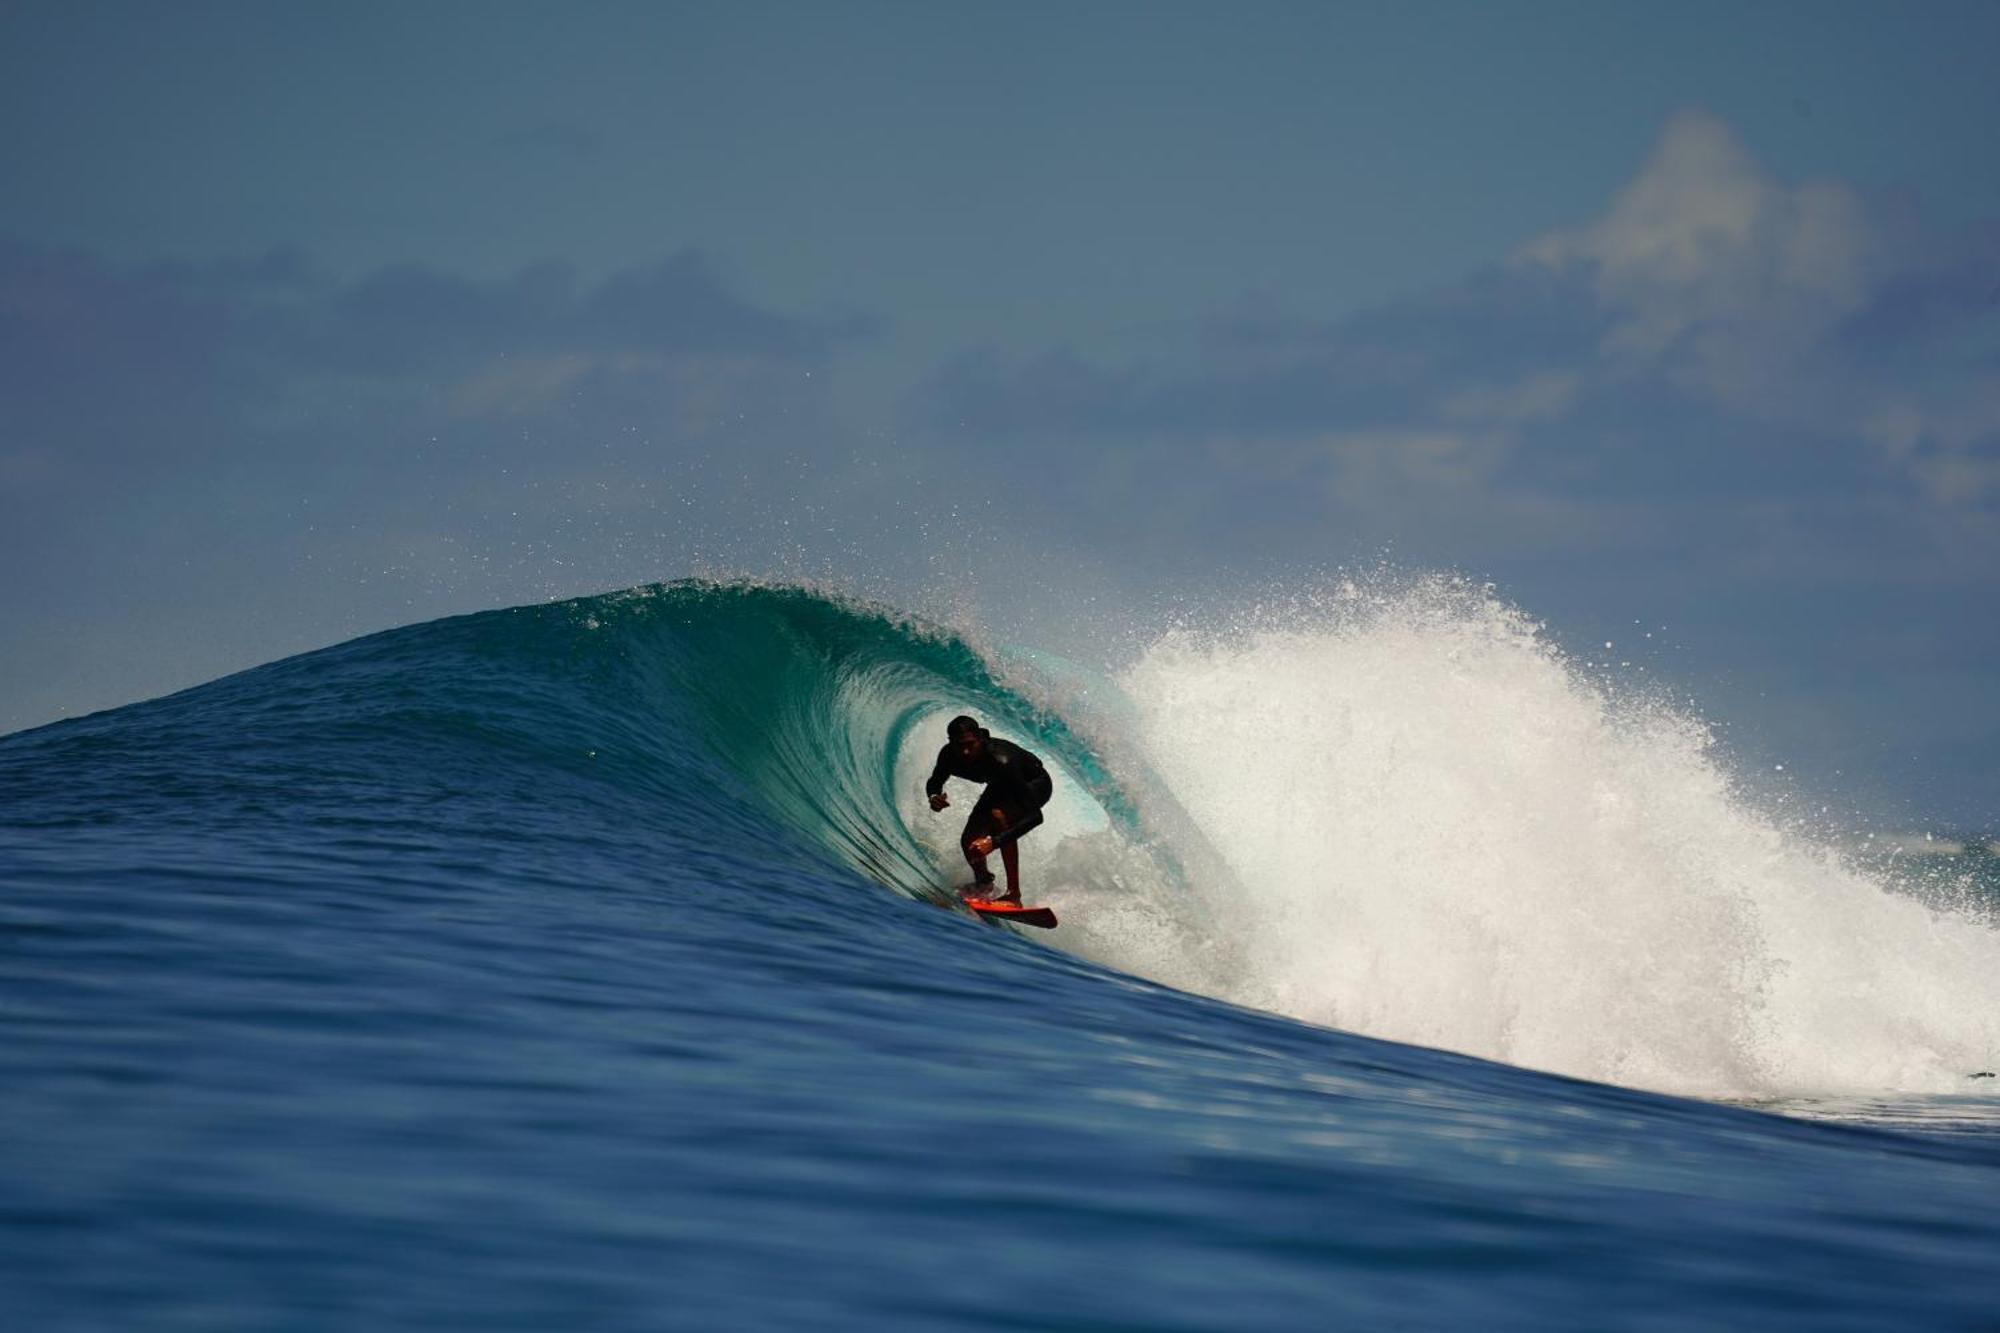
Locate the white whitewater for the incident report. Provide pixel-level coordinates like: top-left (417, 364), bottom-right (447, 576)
top-left (1049, 577), bottom-right (2000, 1100)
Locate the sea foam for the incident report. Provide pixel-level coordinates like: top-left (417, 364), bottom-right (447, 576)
top-left (1063, 578), bottom-right (2000, 1098)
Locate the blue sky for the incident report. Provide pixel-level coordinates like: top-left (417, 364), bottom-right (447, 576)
top-left (3, 1), bottom-right (1998, 826)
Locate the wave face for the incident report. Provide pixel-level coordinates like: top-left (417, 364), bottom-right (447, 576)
top-left (3, 579), bottom-right (1998, 1330)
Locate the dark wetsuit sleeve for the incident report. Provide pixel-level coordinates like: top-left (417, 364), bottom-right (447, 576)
top-left (924, 746), bottom-right (953, 799)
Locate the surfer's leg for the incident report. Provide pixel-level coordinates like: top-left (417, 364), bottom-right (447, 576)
top-left (991, 807), bottom-right (1021, 901)
top-left (959, 798), bottom-right (997, 887)
top-left (996, 778), bottom-right (1048, 901)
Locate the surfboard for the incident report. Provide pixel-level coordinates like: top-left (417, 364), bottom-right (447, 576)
top-left (963, 897), bottom-right (1059, 929)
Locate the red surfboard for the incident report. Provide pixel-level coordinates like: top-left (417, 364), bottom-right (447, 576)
top-left (963, 897), bottom-right (1059, 929)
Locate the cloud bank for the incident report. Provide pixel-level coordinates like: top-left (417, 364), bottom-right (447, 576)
top-left (921, 110), bottom-right (2000, 525)
top-left (0, 244), bottom-right (874, 475)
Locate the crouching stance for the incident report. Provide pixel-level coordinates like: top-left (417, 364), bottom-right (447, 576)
top-left (925, 715), bottom-right (1052, 903)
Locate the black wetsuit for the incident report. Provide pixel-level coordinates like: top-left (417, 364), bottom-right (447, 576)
top-left (925, 736), bottom-right (1053, 861)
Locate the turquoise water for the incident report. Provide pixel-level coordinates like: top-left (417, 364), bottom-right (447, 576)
top-left (3, 581), bottom-right (1997, 1329)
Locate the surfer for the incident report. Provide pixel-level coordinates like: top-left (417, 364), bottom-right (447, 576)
top-left (925, 715), bottom-right (1052, 904)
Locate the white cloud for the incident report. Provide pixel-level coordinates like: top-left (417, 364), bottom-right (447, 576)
top-left (1512, 108), bottom-right (2000, 515)
top-left (1520, 109), bottom-right (1872, 406)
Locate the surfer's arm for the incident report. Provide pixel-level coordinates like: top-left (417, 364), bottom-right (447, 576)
top-left (925, 748), bottom-right (952, 807)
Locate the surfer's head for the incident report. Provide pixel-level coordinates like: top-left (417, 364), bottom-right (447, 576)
top-left (946, 715), bottom-right (988, 757)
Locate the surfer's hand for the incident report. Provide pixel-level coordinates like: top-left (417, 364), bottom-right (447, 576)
top-left (968, 835), bottom-right (994, 856)
top-left (929, 793), bottom-right (949, 811)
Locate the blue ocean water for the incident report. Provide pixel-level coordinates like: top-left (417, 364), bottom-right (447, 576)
top-left (3, 581), bottom-right (1997, 1330)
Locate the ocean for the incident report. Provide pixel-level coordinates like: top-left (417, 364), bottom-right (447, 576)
top-left (4, 579), bottom-right (1997, 1330)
